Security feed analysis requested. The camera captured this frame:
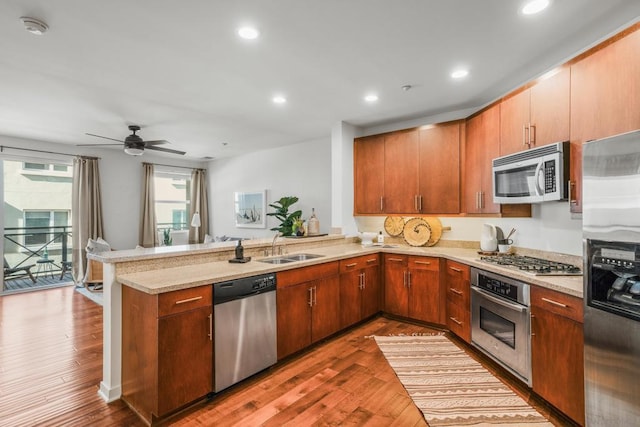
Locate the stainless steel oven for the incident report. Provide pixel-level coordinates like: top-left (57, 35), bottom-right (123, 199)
top-left (471, 267), bottom-right (531, 386)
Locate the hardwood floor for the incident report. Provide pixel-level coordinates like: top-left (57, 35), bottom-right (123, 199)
top-left (0, 286), bottom-right (575, 426)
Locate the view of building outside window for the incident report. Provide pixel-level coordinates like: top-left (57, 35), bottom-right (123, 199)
top-left (154, 169), bottom-right (191, 234)
top-left (3, 159), bottom-right (72, 292)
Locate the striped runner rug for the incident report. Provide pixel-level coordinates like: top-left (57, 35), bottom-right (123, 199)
top-left (374, 335), bottom-right (553, 426)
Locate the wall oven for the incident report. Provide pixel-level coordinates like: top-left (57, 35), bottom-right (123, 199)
top-left (471, 267), bottom-right (532, 386)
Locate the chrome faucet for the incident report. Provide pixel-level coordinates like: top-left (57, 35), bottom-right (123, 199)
top-left (271, 232), bottom-right (282, 256)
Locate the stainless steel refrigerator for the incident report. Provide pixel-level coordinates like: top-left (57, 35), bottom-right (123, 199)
top-left (583, 129), bottom-right (640, 426)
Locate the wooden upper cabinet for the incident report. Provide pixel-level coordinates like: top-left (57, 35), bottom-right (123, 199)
top-left (500, 89), bottom-right (531, 155)
top-left (418, 123), bottom-right (461, 214)
top-left (464, 104), bottom-right (501, 214)
top-left (384, 130), bottom-right (420, 213)
top-left (500, 67), bottom-right (570, 156)
top-left (570, 26), bottom-right (640, 213)
top-left (530, 67), bottom-right (570, 147)
top-left (354, 135), bottom-right (385, 214)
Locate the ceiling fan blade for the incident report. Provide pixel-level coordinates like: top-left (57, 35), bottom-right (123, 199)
top-left (86, 133), bottom-right (125, 143)
top-left (76, 143), bottom-right (123, 146)
top-left (144, 140), bottom-right (169, 146)
top-left (146, 145), bottom-right (186, 155)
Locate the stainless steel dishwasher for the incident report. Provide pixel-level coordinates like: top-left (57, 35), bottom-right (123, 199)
top-left (213, 273), bottom-right (277, 392)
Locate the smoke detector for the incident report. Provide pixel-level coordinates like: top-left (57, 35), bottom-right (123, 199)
top-left (20, 17), bottom-right (48, 35)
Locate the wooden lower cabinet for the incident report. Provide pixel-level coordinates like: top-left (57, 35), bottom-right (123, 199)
top-left (531, 286), bottom-right (585, 425)
top-left (339, 254), bottom-right (380, 329)
top-left (383, 254), bottom-right (441, 324)
top-left (444, 260), bottom-right (471, 343)
top-left (122, 285), bottom-right (213, 424)
top-left (276, 262), bottom-right (340, 359)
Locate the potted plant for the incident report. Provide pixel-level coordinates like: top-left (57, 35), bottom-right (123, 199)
top-left (267, 196), bottom-right (302, 236)
top-left (292, 216), bottom-right (305, 236)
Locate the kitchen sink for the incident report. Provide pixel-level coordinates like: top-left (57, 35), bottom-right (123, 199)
top-left (283, 253), bottom-right (324, 261)
top-left (258, 257), bottom-right (296, 264)
top-left (258, 253), bottom-right (324, 264)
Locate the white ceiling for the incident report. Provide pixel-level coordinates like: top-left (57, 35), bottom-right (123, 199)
top-left (1, 1), bottom-right (639, 160)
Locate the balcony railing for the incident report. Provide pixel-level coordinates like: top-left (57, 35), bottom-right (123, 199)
top-left (3, 225), bottom-right (72, 275)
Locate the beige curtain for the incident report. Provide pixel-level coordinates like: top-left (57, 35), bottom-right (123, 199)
top-left (71, 157), bottom-right (104, 283)
top-left (189, 168), bottom-right (209, 244)
top-left (139, 163), bottom-right (159, 248)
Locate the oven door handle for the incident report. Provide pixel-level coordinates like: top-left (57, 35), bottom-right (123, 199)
top-left (471, 287), bottom-right (528, 313)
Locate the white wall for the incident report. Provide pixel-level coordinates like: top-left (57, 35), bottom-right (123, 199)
top-left (207, 137), bottom-right (332, 239)
top-left (0, 135), bottom-right (205, 250)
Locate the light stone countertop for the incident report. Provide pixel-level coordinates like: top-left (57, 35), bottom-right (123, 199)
top-left (116, 241), bottom-right (585, 298)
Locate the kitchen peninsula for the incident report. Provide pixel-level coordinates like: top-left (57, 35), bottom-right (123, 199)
top-left (91, 234), bottom-right (583, 424)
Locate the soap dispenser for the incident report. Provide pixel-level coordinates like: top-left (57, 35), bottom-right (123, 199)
top-left (235, 239), bottom-right (244, 260)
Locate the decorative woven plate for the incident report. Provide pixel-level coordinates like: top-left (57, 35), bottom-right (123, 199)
top-left (384, 216), bottom-right (405, 237)
top-left (403, 218), bottom-right (431, 247)
top-left (423, 217), bottom-right (443, 247)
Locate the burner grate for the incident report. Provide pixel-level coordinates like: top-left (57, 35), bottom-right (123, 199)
top-left (480, 255), bottom-right (582, 275)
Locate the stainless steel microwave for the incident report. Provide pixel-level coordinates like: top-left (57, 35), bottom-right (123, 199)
top-left (492, 141), bottom-right (569, 204)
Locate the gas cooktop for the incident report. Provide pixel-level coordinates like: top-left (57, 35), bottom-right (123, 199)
top-left (479, 254), bottom-right (582, 276)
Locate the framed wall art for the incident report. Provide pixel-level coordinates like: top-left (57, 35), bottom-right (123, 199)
top-left (234, 190), bottom-right (266, 228)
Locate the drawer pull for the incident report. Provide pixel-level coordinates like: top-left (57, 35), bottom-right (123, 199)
top-left (449, 317), bottom-right (462, 325)
top-left (449, 288), bottom-right (463, 295)
top-left (388, 258), bottom-right (404, 262)
top-left (366, 258), bottom-right (377, 264)
top-left (449, 266), bottom-right (462, 272)
top-left (541, 297), bottom-right (568, 308)
top-left (414, 260), bottom-right (431, 265)
top-left (175, 296), bottom-right (203, 305)
top-left (345, 262), bottom-right (358, 268)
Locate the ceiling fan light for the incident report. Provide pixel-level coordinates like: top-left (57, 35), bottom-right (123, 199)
top-left (124, 147), bottom-right (144, 156)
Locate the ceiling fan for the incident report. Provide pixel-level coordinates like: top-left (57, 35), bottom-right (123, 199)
top-left (79, 125), bottom-right (186, 156)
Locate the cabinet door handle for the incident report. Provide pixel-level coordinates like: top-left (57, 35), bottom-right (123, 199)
top-left (208, 313), bottom-right (213, 341)
top-left (449, 288), bottom-right (463, 295)
top-left (541, 297), bottom-right (568, 308)
top-left (407, 270), bottom-right (411, 288)
top-left (308, 287), bottom-right (313, 307)
top-left (388, 257), bottom-right (404, 263)
top-left (414, 260), bottom-right (431, 265)
top-left (480, 191), bottom-right (484, 209)
top-left (568, 180), bottom-right (577, 206)
top-left (380, 196), bottom-right (384, 212)
top-left (361, 272), bottom-right (366, 290)
top-left (419, 195), bottom-right (423, 212)
top-left (529, 123), bottom-right (535, 146)
top-left (449, 266), bottom-right (462, 272)
top-left (175, 296), bottom-right (203, 305)
top-left (345, 262), bottom-right (358, 268)
top-left (449, 316), bottom-right (462, 325)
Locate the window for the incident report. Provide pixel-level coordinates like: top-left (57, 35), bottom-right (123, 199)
top-left (154, 169), bottom-right (191, 231)
top-left (24, 210), bottom-right (70, 246)
top-left (22, 162), bottom-right (71, 176)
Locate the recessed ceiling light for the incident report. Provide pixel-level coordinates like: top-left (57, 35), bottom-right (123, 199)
top-left (364, 94), bottom-right (379, 103)
top-left (451, 69), bottom-right (469, 79)
top-left (521, 0), bottom-right (550, 15)
top-left (20, 16), bottom-right (48, 35)
top-left (272, 95), bottom-right (287, 104)
top-left (237, 26), bottom-right (259, 40)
